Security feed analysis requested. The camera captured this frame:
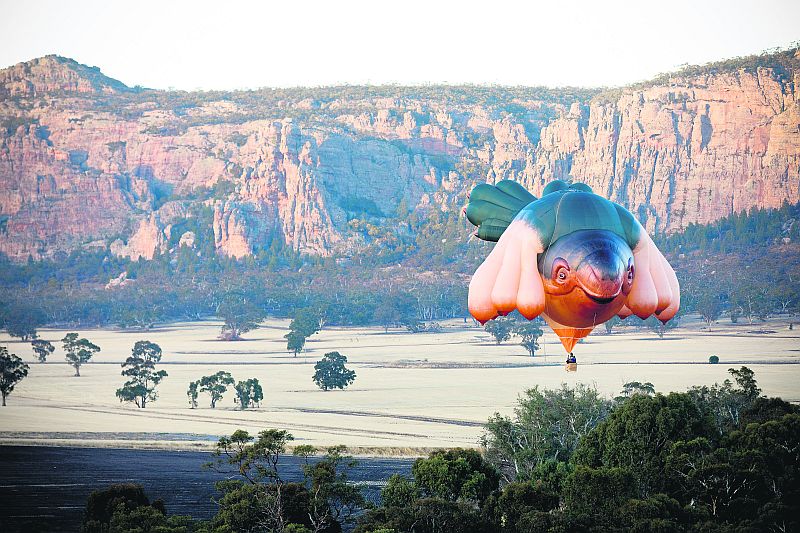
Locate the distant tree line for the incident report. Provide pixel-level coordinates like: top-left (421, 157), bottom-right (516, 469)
top-left (1, 198), bottom-right (798, 339)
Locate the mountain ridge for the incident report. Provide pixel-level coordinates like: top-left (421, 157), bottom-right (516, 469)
top-left (0, 48), bottom-right (798, 262)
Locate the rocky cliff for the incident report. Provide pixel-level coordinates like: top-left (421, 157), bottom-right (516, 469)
top-left (0, 51), bottom-right (798, 261)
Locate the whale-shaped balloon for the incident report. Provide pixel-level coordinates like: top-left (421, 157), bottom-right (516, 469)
top-left (465, 179), bottom-right (680, 352)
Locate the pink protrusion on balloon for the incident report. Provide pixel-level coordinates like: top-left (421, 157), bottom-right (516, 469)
top-left (628, 236), bottom-right (658, 318)
top-left (649, 244), bottom-right (673, 314)
top-left (491, 230), bottom-right (523, 315)
top-left (656, 254), bottom-right (681, 323)
top-left (517, 230), bottom-right (545, 320)
top-left (468, 239), bottom-right (506, 323)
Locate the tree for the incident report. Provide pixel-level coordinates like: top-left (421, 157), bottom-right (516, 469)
top-left (381, 475), bottom-right (420, 508)
top-left (205, 429), bottom-right (321, 532)
top-left (374, 291), bottom-right (417, 333)
top-left (411, 448), bottom-right (499, 505)
top-left (616, 381), bottom-right (656, 401)
top-left (693, 284), bottom-right (725, 331)
top-left (374, 304), bottom-right (401, 333)
top-left (62, 333), bottom-right (100, 377)
top-left (709, 355), bottom-right (719, 364)
top-left (603, 315), bottom-right (623, 334)
top-left (313, 352), bottom-right (356, 391)
top-left (514, 321), bottom-right (544, 357)
top-left (234, 378), bottom-right (264, 409)
top-left (30, 339), bottom-right (54, 363)
top-left (0, 346), bottom-right (29, 406)
top-left (217, 295), bottom-right (264, 340)
top-left (82, 483), bottom-right (196, 533)
top-left (356, 446), bottom-right (501, 532)
top-left (198, 371), bottom-right (234, 408)
top-left (484, 317), bottom-right (515, 344)
top-left (115, 341), bottom-right (168, 408)
top-left (483, 384), bottom-right (613, 483)
top-left (187, 380), bottom-right (199, 408)
top-left (290, 308), bottom-right (322, 338)
top-left (486, 481), bottom-right (559, 532)
top-left (285, 330), bottom-right (306, 357)
top-left (572, 392), bottom-right (713, 497)
top-left (3, 305), bottom-right (42, 341)
top-left (644, 315), bottom-right (677, 338)
top-left (729, 366), bottom-right (761, 399)
top-left (562, 466), bottom-right (636, 528)
top-left (688, 366), bottom-right (762, 432)
top-left (296, 444), bottom-right (367, 530)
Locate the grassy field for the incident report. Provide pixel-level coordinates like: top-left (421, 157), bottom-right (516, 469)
top-left (1, 316), bottom-right (798, 453)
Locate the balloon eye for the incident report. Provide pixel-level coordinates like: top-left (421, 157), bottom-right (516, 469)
top-left (627, 263), bottom-right (635, 282)
top-left (552, 257), bottom-right (570, 283)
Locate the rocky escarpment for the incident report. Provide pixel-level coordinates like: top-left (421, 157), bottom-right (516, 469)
top-left (0, 51), bottom-right (798, 261)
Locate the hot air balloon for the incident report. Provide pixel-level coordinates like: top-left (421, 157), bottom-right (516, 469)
top-left (465, 179), bottom-right (679, 353)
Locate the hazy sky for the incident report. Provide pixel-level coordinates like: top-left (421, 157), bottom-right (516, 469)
top-left (1, 0), bottom-right (798, 90)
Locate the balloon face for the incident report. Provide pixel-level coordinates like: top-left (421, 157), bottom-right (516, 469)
top-left (539, 230), bottom-right (634, 328)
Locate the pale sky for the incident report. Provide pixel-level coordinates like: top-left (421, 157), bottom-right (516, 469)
top-left (1, 0), bottom-right (798, 90)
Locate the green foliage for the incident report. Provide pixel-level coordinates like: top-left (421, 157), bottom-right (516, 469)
top-left (205, 429), bottom-right (356, 532)
top-left (0, 346), bottom-right (29, 406)
top-left (687, 366), bottom-right (762, 433)
top-left (115, 341), bottom-right (168, 408)
top-left (483, 384), bottom-right (613, 483)
top-left (296, 444), bottom-right (367, 530)
top-left (186, 380), bottom-right (199, 408)
top-left (573, 392), bottom-right (713, 497)
top-left (374, 291), bottom-right (418, 332)
top-left (381, 475), bottom-right (420, 508)
top-left (313, 352), bottom-right (356, 391)
top-left (513, 321), bottom-right (543, 357)
top-left (30, 339), bottom-right (54, 363)
top-left (1, 300), bottom-right (44, 341)
top-left (563, 465), bottom-right (636, 528)
top-left (82, 483), bottom-right (195, 533)
top-left (62, 332), bottom-right (100, 377)
top-left (657, 201), bottom-right (800, 255)
top-left (708, 355), bottom-right (719, 364)
top-left (195, 371), bottom-right (234, 408)
top-left (355, 497), bottom-right (495, 533)
top-left (355, 449), bottom-right (500, 533)
top-left (615, 380), bottom-right (656, 401)
top-left (285, 330), bottom-right (306, 356)
top-left (484, 317), bottom-right (514, 344)
top-left (411, 448), bottom-right (499, 505)
top-left (216, 294), bottom-right (264, 340)
top-left (483, 481), bottom-right (559, 532)
top-left (234, 377), bottom-right (263, 409)
top-left (290, 307), bottom-right (323, 338)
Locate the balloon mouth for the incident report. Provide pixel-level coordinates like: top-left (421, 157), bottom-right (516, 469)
top-left (575, 260), bottom-right (625, 305)
top-left (582, 290), bottom-right (618, 305)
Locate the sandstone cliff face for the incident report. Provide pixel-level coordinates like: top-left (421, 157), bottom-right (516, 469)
top-left (0, 53), bottom-right (798, 261)
top-left (520, 68), bottom-right (800, 233)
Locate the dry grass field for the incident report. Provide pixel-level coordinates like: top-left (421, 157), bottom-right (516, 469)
top-left (1, 316), bottom-right (798, 453)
